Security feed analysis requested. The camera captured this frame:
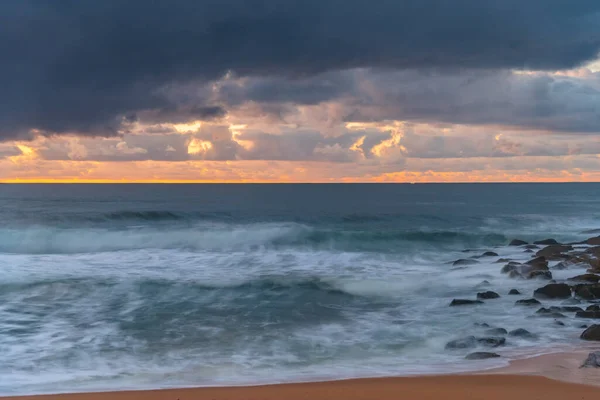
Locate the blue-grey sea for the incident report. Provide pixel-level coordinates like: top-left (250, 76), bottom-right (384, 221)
top-left (0, 183), bottom-right (599, 394)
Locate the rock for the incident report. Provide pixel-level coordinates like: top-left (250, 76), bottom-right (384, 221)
top-left (576, 311), bottom-right (600, 319)
top-left (509, 289), bottom-right (521, 295)
top-left (477, 280), bottom-right (491, 287)
top-left (477, 337), bottom-right (506, 347)
top-left (509, 239), bottom-right (528, 246)
top-left (568, 274), bottom-right (600, 283)
top-left (586, 237), bottom-right (600, 246)
top-left (477, 291), bottom-right (500, 300)
top-left (516, 298), bottom-right (542, 306)
top-left (465, 352), bottom-right (501, 360)
top-left (445, 337), bottom-right (477, 349)
top-left (474, 322), bottom-right (491, 328)
top-left (450, 299), bottom-right (484, 306)
top-left (524, 249), bottom-right (534, 253)
top-left (524, 244), bottom-right (540, 250)
top-left (534, 283), bottom-right (572, 299)
top-left (485, 328), bottom-right (508, 335)
top-left (535, 308), bottom-right (567, 318)
top-left (573, 284), bottom-right (600, 300)
top-left (453, 259), bottom-right (479, 266)
top-left (526, 256), bottom-right (549, 268)
top-left (496, 258), bottom-right (512, 263)
top-left (534, 239), bottom-right (560, 245)
top-left (481, 251), bottom-right (499, 257)
top-left (536, 245), bottom-right (574, 259)
top-left (528, 270), bottom-right (553, 280)
top-left (556, 306), bottom-right (584, 313)
top-left (580, 324), bottom-right (589, 329)
top-left (581, 351), bottom-right (600, 368)
top-left (501, 263), bottom-right (520, 274)
top-left (509, 328), bottom-right (536, 338)
top-left (581, 325), bottom-right (600, 341)
top-left (587, 305), bottom-right (600, 312)
top-left (555, 320), bottom-right (566, 326)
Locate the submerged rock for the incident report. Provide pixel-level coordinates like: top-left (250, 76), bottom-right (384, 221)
top-left (453, 259), bottom-right (479, 266)
top-left (465, 352), bottom-right (501, 360)
top-left (581, 325), bottom-right (600, 341)
top-left (573, 284), bottom-right (600, 300)
top-left (450, 299), bottom-right (484, 306)
top-left (534, 239), bottom-right (560, 245)
top-left (509, 239), bottom-right (528, 246)
top-left (480, 251), bottom-right (499, 257)
top-left (485, 328), bottom-right (508, 335)
top-left (568, 274), bottom-right (600, 283)
top-left (581, 351), bottom-right (600, 368)
top-left (536, 245), bottom-right (574, 259)
top-left (509, 328), bottom-right (536, 338)
top-left (445, 337), bottom-right (477, 349)
top-left (476, 337), bottom-right (506, 347)
top-left (508, 289), bottom-right (521, 295)
top-left (477, 291), bottom-right (500, 300)
top-left (534, 283), bottom-right (572, 299)
top-left (587, 305), bottom-right (600, 312)
top-left (516, 298), bottom-right (541, 306)
top-left (576, 311), bottom-right (600, 319)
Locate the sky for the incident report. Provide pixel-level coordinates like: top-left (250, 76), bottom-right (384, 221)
top-left (1, 1), bottom-right (600, 183)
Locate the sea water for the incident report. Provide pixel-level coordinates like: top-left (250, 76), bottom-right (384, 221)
top-left (0, 183), bottom-right (599, 395)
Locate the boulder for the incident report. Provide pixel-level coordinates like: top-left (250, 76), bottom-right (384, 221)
top-left (526, 256), bottom-right (549, 268)
top-left (587, 305), bottom-right (600, 312)
top-left (450, 299), bottom-right (484, 306)
top-left (501, 263), bottom-right (520, 274)
top-left (485, 328), bottom-right (508, 335)
top-left (534, 239), bottom-right (560, 245)
top-left (453, 259), bottom-right (479, 266)
top-left (516, 298), bottom-right (541, 306)
top-left (509, 328), bottom-right (536, 338)
top-left (556, 306), bottom-right (584, 313)
top-left (573, 284), bottom-right (600, 300)
top-left (481, 251), bottom-right (499, 257)
top-left (536, 245), bottom-right (574, 259)
top-left (524, 244), bottom-right (540, 250)
top-left (508, 289), bottom-right (521, 295)
top-left (465, 352), bottom-right (501, 360)
top-left (476, 337), bottom-right (506, 347)
top-left (474, 322), bottom-right (491, 328)
top-left (581, 351), bottom-right (600, 368)
top-left (555, 320), bottom-right (566, 326)
top-left (568, 274), bottom-right (600, 283)
top-left (533, 283), bottom-right (572, 299)
top-left (445, 337), bottom-right (477, 349)
top-left (581, 325), bottom-right (600, 341)
top-left (509, 239), bottom-right (528, 246)
top-left (535, 308), bottom-right (567, 318)
top-left (496, 258), bottom-right (512, 263)
top-left (477, 291), bottom-right (500, 300)
top-left (576, 311), bottom-right (600, 319)
top-left (528, 270), bottom-right (553, 280)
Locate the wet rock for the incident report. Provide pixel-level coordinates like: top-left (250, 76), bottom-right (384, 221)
top-left (555, 306), bottom-right (584, 313)
top-left (526, 256), bottom-right (549, 268)
top-left (465, 352), bottom-right (501, 360)
top-left (536, 245), bottom-right (574, 259)
top-left (581, 351), bottom-right (600, 368)
top-left (450, 299), bottom-right (484, 306)
top-left (509, 239), bottom-right (528, 246)
top-left (501, 263), bottom-right (520, 274)
top-left (474, 322), bottom-right (491, 328)
top-left (524, 244), bottom-right (540, 250)
top-left (528, 270), bottom-right (553, 280)
top-left (477, 291), bottom-right (500, 300)
top-left (453, 259), bottom-right (479, 266)
top-left (509, 289), bottom-right (521, 295)
top-left (535, 308), bottom-right (567, 318)
top-left (581, 325), bottom-right (600, 341)
top-left (534, 239), bottom-right (560, 245)
top-left (573, 284), bottom-right (600, 300)
top-left (509, 328), bottom-right (536, 338)
top-left (481, 251), bottom-right (499, 257)
top-left (485, 328), bottom-right (508, 335)
top-left (524, 249), bottom-right (534, 253)
top-left (555, 320), bottom-right (566, 326)
top-left (445, 337), bottom-right (477, 349)
top-left (516, 298), bottom-right (542, 306)
top-left (586, 237), bottom-right (600, 246)
top-left (580, 324), bottom-right (589, 329)
top-left (496, 258), bottom-right (512, 263)
top-left (534, 283), bottom-right (572, 299)
top-left (568, 274), bottom-right (600, 283)
top-left (587, 305), bottom-right (600, 312)
top-left (477, 337), bottom-right (506, 347)
top-left (576, 311), bottom-right (600, 319)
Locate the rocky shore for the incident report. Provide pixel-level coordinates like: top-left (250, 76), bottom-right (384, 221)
top-left (448, 235), bottom-right (600, 361)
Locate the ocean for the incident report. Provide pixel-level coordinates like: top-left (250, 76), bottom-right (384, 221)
top-left (1, 183), bottom-right (599, 395)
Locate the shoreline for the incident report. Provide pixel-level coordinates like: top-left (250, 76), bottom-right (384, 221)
top-left (4, 349), bottom-right (600, 400)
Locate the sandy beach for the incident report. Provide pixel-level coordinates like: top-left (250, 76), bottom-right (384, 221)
top-left (2, 374), bottom-right (599, 400)
top-left (4, 351), bottom-right (600, 400)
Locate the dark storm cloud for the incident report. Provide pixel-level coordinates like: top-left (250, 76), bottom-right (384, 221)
top-left (1, 0), bottom-right (600, 140)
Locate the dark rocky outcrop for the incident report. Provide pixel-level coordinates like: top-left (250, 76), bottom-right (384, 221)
top-left (501, 262), bottom-right (520, 274)
top-left (450, 299), bottom-right (484, 306)
top-left (509, 239), bottom-right (528, 246)
top-left (535, 245), bottom-right (574, 259)
top-left (581, 351), bottom-right (600, 368)
top-left (581, 325), bottom-right (600, 341)
top-left (528, 270), bottom-right (553, 280)
top-left (576, 311), bottom-right (600, 319)
top-left (465, 352), bottom-right (501, 360)
top-left (496, 258), bottom-right (512, 263)
top-left (509, 328), bottom-right (536, 338)
top-left (534, 239), bottom-right (559, 245)
top-left (586, 237), bottom-right (600, 246)
top-left (555, 306), bottom-right (584, 313)
top-left (474, 322), bottom-right (491, 328)
top-left (587, 305), bottom-right (600, 312)
top-left (555, 320), bottom-right (566, 326)
top-left (485, 328), bottom-right (508, 335)
top-left (535, 308), bottom-right (567, 318)
top-left (533, 283), bottom-right (572, 299)
top-left (516, 298), bottom-right (541, 306)
top-left (573, 284), bottom-right (600, 300)
top-left (453, 259), bottom-right (479, 266)
top-left (476, 337), bottom-right (506, 347)
top-left (568, 274), bottom-right (600, 283)
top-left (477, 291), bottom-right (500, 300)
top-left (524, 244), bottom-right (540, 250)
top-left (446, 336), bottom-right (506, 349)
top-left (509, 289), bottom-right (521, 295)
